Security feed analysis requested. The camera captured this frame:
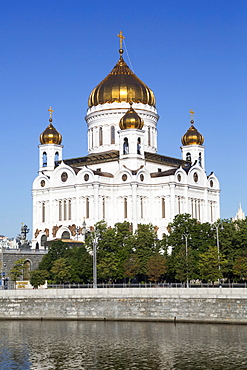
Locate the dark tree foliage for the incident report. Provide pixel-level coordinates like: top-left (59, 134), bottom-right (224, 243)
top-left (38, 240), bottom-right (92, 283)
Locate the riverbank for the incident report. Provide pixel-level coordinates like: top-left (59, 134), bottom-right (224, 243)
top-left (0, 287), bottom-right (247, 323)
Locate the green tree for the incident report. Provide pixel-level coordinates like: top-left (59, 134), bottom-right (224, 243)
top-left (30, 270), bottom-right (49, 288)
top-left (85, 221), bottom-right (133, 282)
top-left (51, 258), bottom-right (72, 283)
top-left (167, 214), bottom-right (213, 281)
top-left (147, 253), bottom-right (167, 283)
top-left (233, 255), bottom-right (247, 281)
top-left (124, 254), bottom-right (140, 283)
top-left (132, 224), bottom-right (160, 278)
top-left (198, 246), bottom-right (227, 283)
top-left (9, 259), bottom-right (25, 283)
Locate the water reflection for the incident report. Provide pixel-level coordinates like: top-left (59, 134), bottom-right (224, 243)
top-left (0, 320), bottom-right (247, 369)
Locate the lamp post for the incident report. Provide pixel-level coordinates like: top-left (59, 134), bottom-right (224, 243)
top-left (182, 232), bottom-right (190, 288)
top-left (92, 231), bottom-right (99, 289)
top-left (211, 221), bottom-right (223, 270)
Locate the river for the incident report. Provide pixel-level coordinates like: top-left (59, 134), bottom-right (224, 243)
top-left (0, 320), bottom-right (247, 369)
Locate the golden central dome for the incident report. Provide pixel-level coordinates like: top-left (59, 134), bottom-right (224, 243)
top-left (40, 118), bottom-right (62, 145)
top-left (181, 120), bottom-right (204, 146)
top-left (119, 103), bottom-right (144, 130)
top-left (88, 50), bottom-right (156, 107)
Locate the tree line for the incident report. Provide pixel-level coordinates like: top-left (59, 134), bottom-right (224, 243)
top-left (28, 215), bottom-right (247, 287)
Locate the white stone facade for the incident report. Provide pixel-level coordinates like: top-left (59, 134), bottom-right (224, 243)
top-left (32, 65), bottom-right (220, 248)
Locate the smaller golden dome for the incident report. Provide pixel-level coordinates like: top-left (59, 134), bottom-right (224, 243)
top-left (119, 103), bottom-right (144, 130)
top-left (181, 120), bottom-right (204, 146)
top-left (40, 118), bottom-right (62, 145)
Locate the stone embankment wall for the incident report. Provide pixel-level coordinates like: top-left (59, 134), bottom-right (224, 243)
top-left (0, 288), bottom-right (247, 324)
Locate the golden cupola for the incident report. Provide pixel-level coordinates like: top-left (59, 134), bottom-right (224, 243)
top-left (181, 111), bottom-right (204, 146)
top-left (40, 107), bottom-right (62, 145)
top-left (119, 102), bottom-right (144, 130)
top-left (88, 33), bottom-right (156, 108)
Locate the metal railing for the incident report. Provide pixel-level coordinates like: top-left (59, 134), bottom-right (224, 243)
top-left (46, 282), bottom-right (247, 289)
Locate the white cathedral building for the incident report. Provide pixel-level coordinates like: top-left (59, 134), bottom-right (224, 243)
top-left (32, 37), bottom-right (220, 248)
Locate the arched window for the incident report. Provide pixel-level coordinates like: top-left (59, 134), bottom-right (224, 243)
top-left (86, 197), bottom-right (89, 219)
top-left (102, 197), bottom-right (105, 219)
top-left (59, 200), bottom-right (62, 221)
top-left (186, 152), bottom-right (191, 162)
top-left (148, 127), bottom-right (151, 146)
top-left (99, 127), bottom-right (103, 146)
top-left (42, 202), bottom-right (45, 223)
top-left (91, 128), bottom-right (94, 148)
top-left (23, 261), bottom-right (31, 281)
top-left (43, 152), bottom-right (47, 167)
top-left (124, 197), bottom-right (128, 219)
top-left (54, 152), bottom-right (59, 166)
top-left (137, 137), bottom-right (141, 154)
top-left (111, 126), bottom-right (115, 144)
top-left (41, 235), bottom-right (47, 247)
top-left (64, 200), bottom-right (67, 220)
top-left (61, 231), bottom-right (70, 239)
top-left (140, 197), bottom-right (143, 219)
top-left (162, 198), bottom-right (165, 218)
top-left (123, 138), bottom-right (129, 154)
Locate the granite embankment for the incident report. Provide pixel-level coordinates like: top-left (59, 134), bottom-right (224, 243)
top-left (0, 288), bottom-right (247, 323)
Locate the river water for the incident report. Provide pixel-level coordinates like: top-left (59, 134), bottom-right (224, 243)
top-left (0, 320), bottom-right (247, 369)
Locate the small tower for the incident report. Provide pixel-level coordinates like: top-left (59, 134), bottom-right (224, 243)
top-left (181, 110), bottom-right (205, 169)
top-left (39, 107), bottom-right (63, 174)
top-left (119, 102), bottom-right (145, 167)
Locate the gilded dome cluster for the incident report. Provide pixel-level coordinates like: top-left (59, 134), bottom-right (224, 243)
top-left (88, 50), bottom-right (156, 108)
top-left (119, 103), bottom-right (144, 130)
top-left (40, 108), bottom-right (62, 145)
top-left (181, 120), bottom-right (204, 146)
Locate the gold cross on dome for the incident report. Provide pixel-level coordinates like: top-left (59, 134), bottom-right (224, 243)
top-left (48, 106), bottom-right (54, 119)
top-left (117, 31), bottom-right (125, 49)
top-left (190, 109), bottom-right (194, 120)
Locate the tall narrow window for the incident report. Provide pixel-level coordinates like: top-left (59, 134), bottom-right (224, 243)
top-left (91, 128), bottom-right (94, 148)
top-left (64, 200), bottom-right (67, 220)
top-left (137, 137), bottom-right (141, 154)
top-left (162, 198), bottom-right (165, 218)
top-left (23, 261), bottom-right (31, 281)
top-left (178, 197), bottom-right (181, 214)
top-left (140, 197), bottom-right (143, 219)
top-left (198, 200), bottom-right (201, 221)
top-left (191, 199), bottom-right (194, 218)
top-left (111, 126), bottom-right (115, 144)
top-left (148, 127), bottom-right (151, 146)
top-left (43, 152), bottom-right (47, 167)
top-left (59, 200), bottom-right (62, 221)
top-left (102, 197), bottom-right (105, 219)
top-left (195, 199), bottom-right (197, 219)
top-left (199, 153), bottom-right (202, 166)
top-left (123, 138), bottom-right (129, 154)
top-left (42, 202), bottom-right (45, 223)
top-left (54, 152), bottom-right (59, 166)
top-left (99, 127), bottom-right (103, 146)
top-left (41, 235), bottom-right (47, 247)
top-left (68, 199), bottom-right (72, 220)
top-left (186, 152), bottom-right (191, 162)
top-left (210, 201), bottom-right (213, 222)
top-left (124, 197), bottom-right (128, 219)
top-left (86, 197), bottom-right (89, 219)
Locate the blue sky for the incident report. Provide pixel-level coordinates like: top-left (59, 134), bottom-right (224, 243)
top-left (1, 0), bottom-right (247, 238)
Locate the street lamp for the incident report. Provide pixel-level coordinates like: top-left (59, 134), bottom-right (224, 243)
top-left (182, 231), bottom-right (190, 288)
top-left (211, 221), bottom-right (223, 270)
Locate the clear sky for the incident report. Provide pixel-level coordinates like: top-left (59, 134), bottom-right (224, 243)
top-left (1, 0), bottom-right (246, 238)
